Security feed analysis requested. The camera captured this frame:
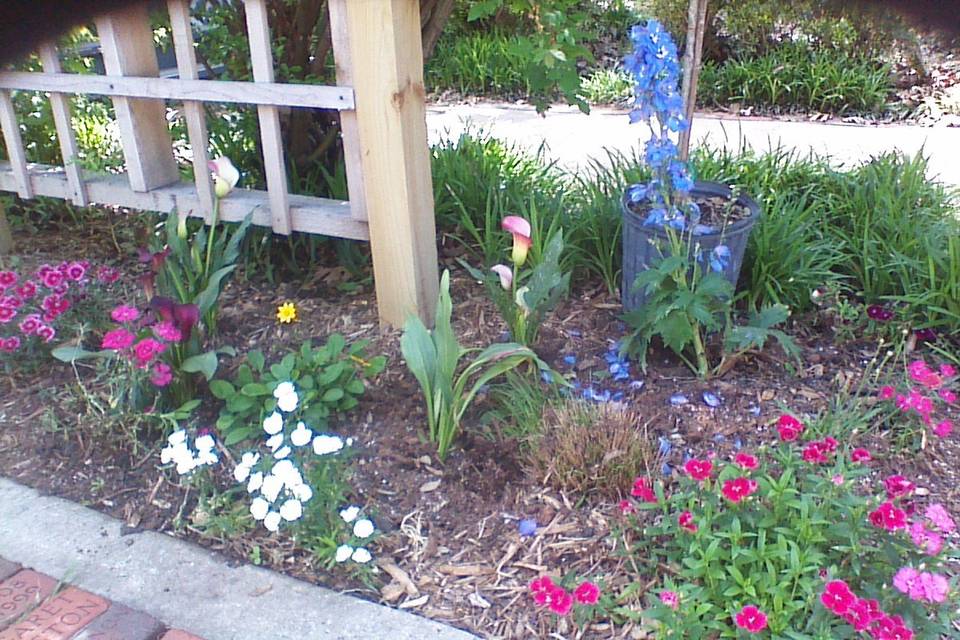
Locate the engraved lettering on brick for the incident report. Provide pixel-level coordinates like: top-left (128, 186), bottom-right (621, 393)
top-left (0, 586), bottom-right (107, 640)
top-left (0, 571), bottom-right (56, 626)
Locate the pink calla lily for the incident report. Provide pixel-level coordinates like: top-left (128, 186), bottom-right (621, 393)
top-left (502, 215), bottom-right (532, 266)
top-left (490, 264), bottom-right (513, 290)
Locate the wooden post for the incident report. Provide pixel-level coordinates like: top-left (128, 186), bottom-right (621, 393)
top-left (679, 0), bottom-right (708, 162)
top-left (96, 4), bottom-right (180, 192)
top-left (344, 0), bottom-right (438, 327)
top-left (0, 91), bottom-right (33, 199)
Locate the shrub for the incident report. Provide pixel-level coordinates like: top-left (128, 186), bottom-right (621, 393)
top-left (426, 30), bottom-right (533, 97)
top-left (622, 414), bottom-right (958, 638)
top-left (580, 68), bottom-right (632, 105)
top-left (527, 400), bottom-right (659, 498)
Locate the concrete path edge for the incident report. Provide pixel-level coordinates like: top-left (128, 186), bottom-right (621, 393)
top-left (0, 478), bottom-right (477, 640)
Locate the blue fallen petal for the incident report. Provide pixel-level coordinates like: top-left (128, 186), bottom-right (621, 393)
top-left (748, 404), bottom-right (762, 416)
top-left (541, 370), bottom-right (554, 384)
top-left (702, 391), bottom-right (722, 408)
top-left (629, 380), bottom-right (645, 391)
top-left (563, 354), bottom-right (577, 366)
top-left (518, 519), bottom-right (538, 537)
top-left (568, 329), bottom-right (582, 338)
top-left (669, 393), bottom-right (689, 406)
top-left (733, 437), bottom-right (743, 450)
top-left (712, 433), bottom-right (726, 443)
top-left (661, 462), bottom-right (673, 477)
top-left (658, 437), bottom-right (672, 456)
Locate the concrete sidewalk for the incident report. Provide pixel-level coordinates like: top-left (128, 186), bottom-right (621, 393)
top-left (0, 478), bottom-right (476, 640)
top-left (426, 102), bottom-right (960, 186)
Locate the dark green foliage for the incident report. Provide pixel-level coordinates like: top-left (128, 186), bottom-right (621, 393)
top-left (697, 43), bottom-right (892, 114)
top-left (210, 337), bottom-right (386, 446)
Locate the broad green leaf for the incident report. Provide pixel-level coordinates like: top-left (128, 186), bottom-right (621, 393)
top-left (182, 351), bottom-right (219, 380)
top-left (51, 344), bottom-right (109, 362)
top-left (209, 380), bottom-right (235, 400)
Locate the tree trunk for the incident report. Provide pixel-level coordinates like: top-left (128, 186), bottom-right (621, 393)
top-left (420, 0), bottom-right (456, 60)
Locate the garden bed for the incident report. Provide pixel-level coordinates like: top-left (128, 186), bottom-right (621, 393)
top-left (1, 210), bottom-right (958, 638)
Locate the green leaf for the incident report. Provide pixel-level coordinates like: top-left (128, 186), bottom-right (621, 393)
top-left (322, 388), bottom-right (345, 402)
top-left (51, 344), bottom-right (109, 362)
top-left (193, 265), bottom-right (236, 315)
top-left (345, 379), bottom-right (365, 395)
top-left (182, 352), bottom-right (219, 381)
top-left (240, 382), bottom-right (271, 397)
top-left (247, 350), bottom-right (265, 372)
top-left (224, 426), bottom-right (254, 446)
top-left (209, 380), bottom-right (236, 400)
top-left (467, 0), bottom-right (502, 21)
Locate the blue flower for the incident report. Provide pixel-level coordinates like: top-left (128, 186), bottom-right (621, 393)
top-left (709, 245), bottom-right (731, 273)
top-left (627, 183), bottom-right (649, 203)
top-left (644, 207), bottom-right (667, 227)
top-left (518, 519), bottom-right (538, 537)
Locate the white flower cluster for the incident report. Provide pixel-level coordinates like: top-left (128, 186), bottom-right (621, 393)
top-left (236, 381), bottom-right (352, 532)
top-left (334, 505), bottom-right (375, 564)
top-left (160, 430), bottom-right (218, 475)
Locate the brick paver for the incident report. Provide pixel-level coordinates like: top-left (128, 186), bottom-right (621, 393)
top-left (0, 558), bottom-right (206, 640)
top-left (0, 586), bottom-right (108, 640)
top-left (160, 631), bottom-right (205, 640)
top-left (73, 602), bottom-right (165, 640)
top-left (0, 570), bottom-right (57, 628)
top-left (0, 561), bottom-right (19, 583)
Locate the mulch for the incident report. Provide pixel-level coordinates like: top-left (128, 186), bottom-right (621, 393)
top-left (1, 209), bottom-right (958, 639)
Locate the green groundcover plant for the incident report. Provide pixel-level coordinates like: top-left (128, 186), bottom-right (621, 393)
top-left (210, 336), bottom-right (385, 446)
top-left (618, 413), bottom-right (958, 638)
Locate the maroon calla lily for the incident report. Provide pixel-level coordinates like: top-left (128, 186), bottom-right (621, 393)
top-left (138, 247), bottom-right (171, 273)
top-left (150, 296), bottom-right (200, 341)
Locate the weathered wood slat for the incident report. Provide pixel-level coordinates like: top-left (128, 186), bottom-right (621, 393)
top-left (0, 162), bottom-right (368, 240)
top-left (95, 4), bottom-right (180, 191)
top-left (167, 0), bottom-right (215, 219)
top-left (0, 72), bottom-right (355, 111)
top-left (0, 90), bottom-right (33, 198)
top-left (37, 43), bottom-right (88, 206)
top-left (328, 0), bottom-right (367, 221)
top-left (243, 0), bottom-right (292, 235)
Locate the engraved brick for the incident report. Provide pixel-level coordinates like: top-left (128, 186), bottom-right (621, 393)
top-left (160, 630), bottom-right (205, 640)
top-left (0, 570), bottom-right (57, 629)
top-left (73, 602), bottom-right (165, 640)
top-left (0, 560), bottom-right (19, 582)
top-left (0, 585), bottom-right (108, 639)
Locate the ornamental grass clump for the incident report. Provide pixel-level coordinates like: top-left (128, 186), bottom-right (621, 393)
top-left (620, 413), bottom-right (958, 638)
top-left (527, 399), bottom-right (659, 498)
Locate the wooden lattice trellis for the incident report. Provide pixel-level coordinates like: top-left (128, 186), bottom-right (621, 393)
top-left (0, 0), bottom-right (439, 327)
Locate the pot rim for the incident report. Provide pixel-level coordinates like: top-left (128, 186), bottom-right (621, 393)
top-left (622, 180), bottom-right (761, 239)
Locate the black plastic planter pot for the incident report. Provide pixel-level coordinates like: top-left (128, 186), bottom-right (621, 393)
top-left (621, 181), bottom-right (760, 312)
